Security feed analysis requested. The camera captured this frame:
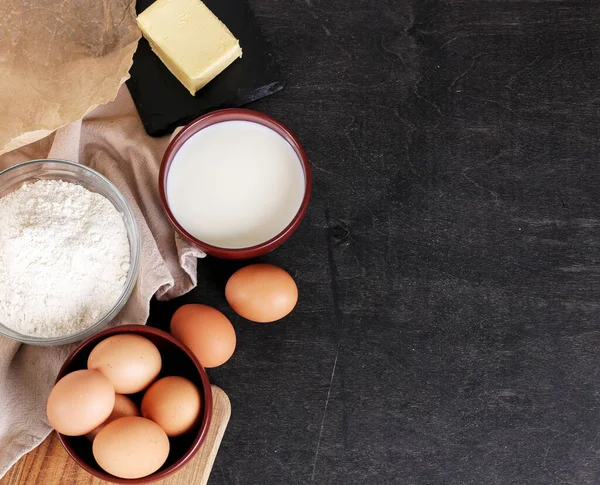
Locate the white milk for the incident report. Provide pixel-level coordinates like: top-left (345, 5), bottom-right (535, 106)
top-left (166, 120), bottom-right (306, 249)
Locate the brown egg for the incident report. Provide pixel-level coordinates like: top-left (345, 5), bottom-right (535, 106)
top-left (46, 369), bottom-right (115, 436)
top-left (93, 416), bottom-right (170, 479)
top-left (171, 304), bottom-right (236, 368)
top-left (86, 394), bottom-right (140, 441)
top-left (225, 264), bottom-right (298, 322)
top-left (141, 376), bottom-right (202, 437)
top-left (87, 334), bottom-right (162, 394)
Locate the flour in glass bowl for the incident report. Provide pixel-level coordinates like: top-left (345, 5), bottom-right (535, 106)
top-left (0, 179), bottom-right (131, 338)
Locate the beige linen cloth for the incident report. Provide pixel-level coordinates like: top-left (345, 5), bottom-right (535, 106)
top-left (0, 86), bottom-right (204, 477)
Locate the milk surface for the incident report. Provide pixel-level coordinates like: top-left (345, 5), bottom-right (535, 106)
top-left (166, 120), bottom-right (305, 249)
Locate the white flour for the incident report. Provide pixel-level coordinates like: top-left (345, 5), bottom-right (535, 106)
top-left (0, 180), bottom-right (130, 338)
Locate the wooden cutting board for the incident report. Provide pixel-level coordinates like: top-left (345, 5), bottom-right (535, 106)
top-left (1, 386), bottom-right (230, 485)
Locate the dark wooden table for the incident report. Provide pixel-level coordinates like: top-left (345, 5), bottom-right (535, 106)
top-left (149, 1), bottom-right (600, 483)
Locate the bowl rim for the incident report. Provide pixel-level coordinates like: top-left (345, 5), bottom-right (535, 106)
top-left (159, 108), bottom-right (312, 259)
top-left (55, 324), bottom-right (214, 484)
top-left (0, 158), bottom-right (141, 345)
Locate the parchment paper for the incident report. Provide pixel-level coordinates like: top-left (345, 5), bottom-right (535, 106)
top-left (0, 0), bottom-right (140, 155)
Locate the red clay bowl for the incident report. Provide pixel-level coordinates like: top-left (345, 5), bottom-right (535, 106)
top-left (159, 108), bottom-right (312, 259)
top-left (55, 325), bottom-right (213, 484)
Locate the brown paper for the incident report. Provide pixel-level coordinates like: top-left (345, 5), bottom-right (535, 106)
top-left (0, 0), bottom-right (140, 155)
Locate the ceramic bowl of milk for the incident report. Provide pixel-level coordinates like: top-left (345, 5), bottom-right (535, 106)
top-left (159, 109), bottom-right (311, 259)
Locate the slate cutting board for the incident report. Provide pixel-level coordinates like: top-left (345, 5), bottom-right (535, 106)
top-left (127, 0), bottom-right (284, 137)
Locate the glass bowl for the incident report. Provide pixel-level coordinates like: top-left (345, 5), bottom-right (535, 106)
top-left (0, 159), bottom-right (140, 346)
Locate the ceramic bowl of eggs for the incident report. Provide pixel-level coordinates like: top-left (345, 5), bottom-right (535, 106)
top-left (46, 325), bottom-right (212, 483)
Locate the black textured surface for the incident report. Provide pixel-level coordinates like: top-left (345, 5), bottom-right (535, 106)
top-left (147, 0), bottom-right (600, 484)
top-left (128, 0), bottom-right (284, 136)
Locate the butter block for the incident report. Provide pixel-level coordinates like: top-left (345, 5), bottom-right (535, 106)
top-left (137, 0), bottom-right (242, 96)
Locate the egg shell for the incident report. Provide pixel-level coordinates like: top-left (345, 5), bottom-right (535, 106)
top-left (93, 416), bottom-right (170, 479)
top-left (87, 334), bottom-right (162, 394)
top-left (171, 304), bottom-right (236, 368)
top-left (47, 369), bottom-right (115, 436)
top-left (141, 376), bottom-right (202, 437)
top-left (86, 393), bottom-right (140, 441)
top-left (225, 264), bottom-right (298, 322)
